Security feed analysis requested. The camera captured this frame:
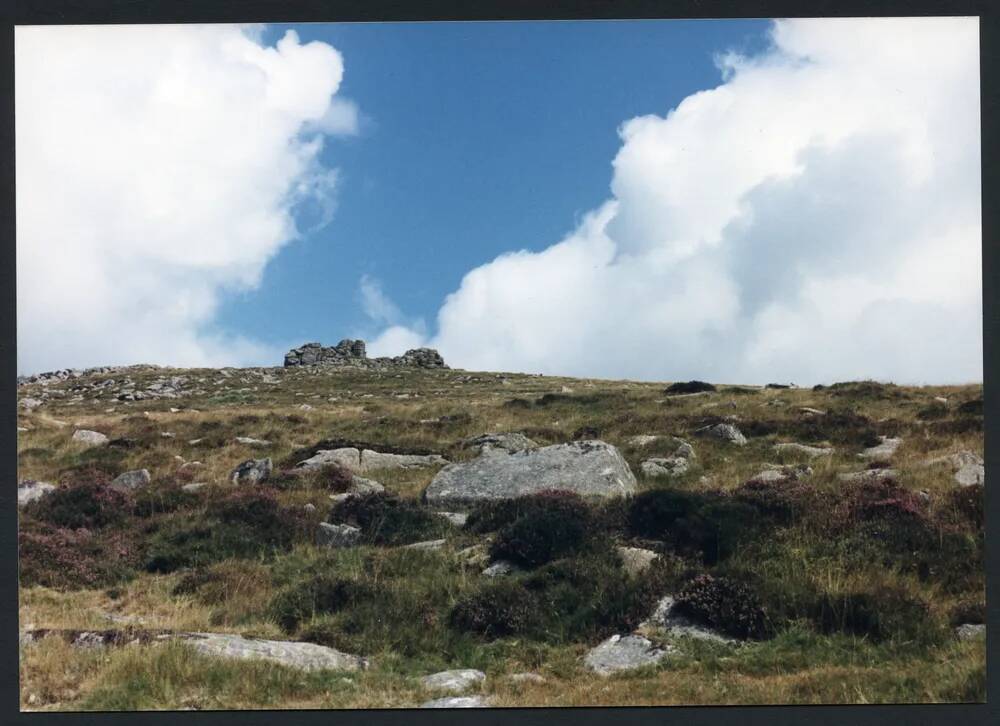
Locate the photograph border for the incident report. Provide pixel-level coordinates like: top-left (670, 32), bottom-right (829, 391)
top-left (2, 1), bottom-right (996, 724)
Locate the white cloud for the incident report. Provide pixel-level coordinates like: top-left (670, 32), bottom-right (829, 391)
top-left (16, 24), bottom-right (350, 374)
top-left (383, 17), bottom-right (981, 384)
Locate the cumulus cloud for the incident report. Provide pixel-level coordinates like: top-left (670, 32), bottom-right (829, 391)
top-left (16, 24), bottom-right (349, 374)
top-left (377, 17), bottom-right (981, 384)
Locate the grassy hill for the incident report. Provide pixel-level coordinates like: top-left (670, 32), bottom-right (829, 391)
top-left (16, 364), bottom-right (985, 709)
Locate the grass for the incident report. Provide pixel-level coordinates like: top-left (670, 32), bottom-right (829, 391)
top-left (16, 364), bottom-right (985, 709)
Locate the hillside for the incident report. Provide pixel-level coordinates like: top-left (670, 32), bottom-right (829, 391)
top-left (16, 362), bottom-right (985, 709)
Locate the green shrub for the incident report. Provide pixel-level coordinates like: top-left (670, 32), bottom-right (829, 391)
top-left (810, 586), bottom-right (934, 643)
top-left (917, 403), bottom-right (949, 420)
top-left (673, 574), bottom-right (770, 640)
top-left (490, 495), bottom-right (606, 568)
top-left (328, 492), bottom-right (448, 546)
top-left (270, 575), bottom-right (373, 632)
top-left (131, 484), bottom-right (199, 518)
top-left (665, 381), bottom-right (716, 394)
top-left (449, 580), bottom-right (543, 638)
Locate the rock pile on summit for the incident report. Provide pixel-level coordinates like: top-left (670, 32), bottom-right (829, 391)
top-left (283, 339), bottom-right (447, 370)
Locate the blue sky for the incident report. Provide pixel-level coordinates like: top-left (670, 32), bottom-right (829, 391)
top-left (213, 20), bottom-right (772, 350)
top-left (17, 19), bottom-right (981, 382)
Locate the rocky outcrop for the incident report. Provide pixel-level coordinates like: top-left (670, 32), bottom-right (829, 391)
top-left (423, 440), bottom-right (637, 508)
top-left (283, 339), bottom-right (447, 370)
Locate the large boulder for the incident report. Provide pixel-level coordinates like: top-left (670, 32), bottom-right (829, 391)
top-left (297, 448), bottom-right (447, 474)
top-left (423, 440), bottom-right (636, 508)
top-left (72, 429), bottom-right (108, 448)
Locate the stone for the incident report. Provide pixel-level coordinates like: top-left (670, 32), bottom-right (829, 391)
top-left (955, 623), bottom-right (986, 641)
top-left (420, 668), bottom-right (485, 693)
top-left (800, 407), bottom-right (826, 416)
top-left (424, 440), bottom-right (637, 508)
top-left (72, 429), bottom-right (108, 447)
top-left (297, 448), bottom-right (447, 474)
top-left (299, 404), bottom-right (314, 411)
top-left (234, 436), bottom-right (271, 447)
top-left (641, 457), bottom-right (689, 478)
top-left (109, 469), bottom-right (151, 492)
top-left (316, 522), bottom-right (362, 548)
top-left (463, 432), bottom-right (538, 454)
top-left (326, 475), bottom-right (386, 505)
top-left (482, 560), bottom-right (518, 578)
top-left (694, 423), bottom-right (747, 446)
top-left (629, 435), bottom-right (660, 447)
top-left (858, 436), bottom-right (903, 463)
top-left (584, 634), bottom-right (672, 675)
top-left (181, 632), bottom-right (367, 671)
top-left (18, 480), bottom-right (56, 507)
top-left (404, 539), bottom-right (447, 551)
top-left (19, 397), bottom-right (43, 410)
top-left (751, 463), bottom-right (813, 483)
top-left (617, 546), bottom-right (659, 577)
top-left (924, 451), bottom-right (984, 487)
top-left (284, 339), bottom-right (448, 370)
top-left (230, 458), bottom-right (272, 485)
top-left (421, 696), bottom-right (488, 708)
top-left (641, 596), bottom-right (737, 644)
top-left (838, 469), bottom-right (899, 484)
top-left (773, 442), bottom-right (834, 458)
top-left (509, 672), bottom-right (546, 684)
top-left (435, 511), bottom-right (468, 527)
top-left (181, 482), bottom-right (208, 493)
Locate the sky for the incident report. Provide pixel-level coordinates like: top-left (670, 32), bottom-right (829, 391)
top-left (15, 18), bottom-right (982, 384)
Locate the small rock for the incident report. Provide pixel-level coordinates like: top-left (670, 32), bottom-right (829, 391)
top-left (800, 407), bottom-right (826, 416)
top-left (181, 482), bottom-right (208, 493)
top-left (234, 436), bottom-right (271, 447)
top-left (109, 469), bottom-right (151, 492)
top-left (72, 429), bottom-right (108, 447)
top-left (404, 539), bottom-right (447, 551)
top-left (420, 668), bottom-right (485, 693)
top-left (421, 696), bottom-right (488, 708)
top-left (230, 458), bottom-right (272, 485)
top-left (435, 511), bottom-right (468, 527)
top-left (629, 435), bottom-right (659, 447)
top-left (641, 457), bottom-right (689, 478)
top-left (303, 503), bottom-right (317, 512)
top-left (316, 522), bottom-right (362, 548)
top-left (641, 595), bottom-right (737, 643)
top-left (482, 560), bottom-right (518, 578)
top-left (694, 423), bottom-right (747, 446)
top-left (188, 438), bottom-right (204, 445)
top-left (617, 546), bottom-right (659, 577)
top-left (955, 623), bottom-right (986, 641)
top-left (463, 432), bottom-right (538, 454)
top-left (858, 436), bottom-right (903, 463)
top-left (509, 672), bottom-right (545, 684)
top-left (773, 442), bottom-right (834, 458)
top-left (161, 432), bottom-right (175, 438)
top-left (838, 469), bottom-right (899, 484)
top-left (299, 404), bottom-right (314, 411)
top-left (584, 634), bottom-right (672, 675)
top-left (18, 480), bottom-right (56, 507)
top-left (934, 396), bottom-right (949, 404)
top-left (751, 463), bottom-right (812, 483)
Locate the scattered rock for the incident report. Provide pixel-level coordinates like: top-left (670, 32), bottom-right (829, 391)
top-left (299, 404), bottom-right (314, 411)
top-left (19, 397), bottom-right (43, 410)
top-left (17, 480), bottom-right (56, 507)
top-left (482, 560), bottom-right (519, 578)
top-left (109, 469), bottom-right (151, 492)
top-left (584, 634), bottom-right (672, 675)
top-left (509, 672), bottom-right (546, 684)
top-left (641, 457), bottom-right (690, 478)
top-left (800, 407), bottom-right (826, 416)
top-left (421, 696), bottom-right (488, 708)
top-left (181, 632), bottom-right (367, 671)
top-left (640, 596), bottom-right (737, 644)
top-left (617, 546), bottom-right (659, 577)
top-left (316, 522), bottom-right (362, 548)
top-left (838, 469), bottom-right (899, 484)
top-left (424, 440), bottom-right (637, 508)
top-left (858, 436), bottom-right (903, 463)
top-left (328, 476), bottom-right (386, 504)
top-left (181, 483), bottom-right (208, 493)
top-left (435, 511), bottom-right (468, 527)
top-left (955, 623), bottom-right (986, 641)
top-left (773, 442), bottom-right (834, 458)
top-left (751, 463), bottom-right (812, 483)
top-left (72, 429), bottom-right (108, 447)
top-left (420, 668), bottom-right (485, 693)
top-left (629, 435), bottom-right (659, 447)
top-left (230, 458), bottom-right (272, 485)
top-left (694, 423), bottom-right (747, 446)
top-left (297, 448), bottom-right (447, 474)
top-left (404, 539), bottom-right (447, 551)
top-left (463, 432), bottom-right (538, 454)
top-left (924, 451), bottom-right (984, 487)
top-left (234, 436), bottom-right (271, 447)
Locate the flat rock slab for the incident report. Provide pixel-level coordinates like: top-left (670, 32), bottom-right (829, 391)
top-left (838, 469), bottom-right (899, 484)
top-left (18, 480), bottom-right (55, 507)
top-left (584, 634), bottom-right (672, 675)
top-left (234, 437), bottom-right (272, 447)
top-left (424, 440), bottom-right (636, 508)
top-left (752, 463), bottom-right (812, 483)
top-left (181, 632), bottom-right (368, 672)
top-left (421, 696), bottom-right (489, 708)
top-left (298, 447), bottom-right (447, 474)
top-left (420, 668), bottom-right (485, 693)
top-left (858, 437), bottom-right (903, 463)
top-left (773, 442), bottom-right (834, 458)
